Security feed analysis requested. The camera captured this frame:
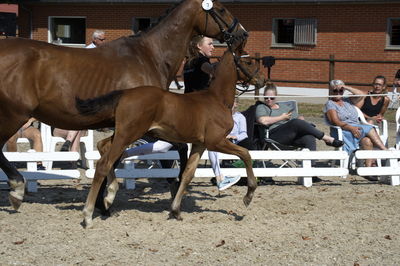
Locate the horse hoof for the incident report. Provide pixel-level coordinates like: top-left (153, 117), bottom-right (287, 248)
top-left (9, 193), bottom-right (23, 210)
top-left (8, 180), bottom-right (25, 210)
top-left (243, 195), bottom-right (252, 207)
top-left (83, 218), bottom-right (94, 229)
top-left (169, 211), bottom-right (183, 221)
top-left (104, 198), bottom-right (112, 210)
top-left (82, 208), bottom-right (94, 228)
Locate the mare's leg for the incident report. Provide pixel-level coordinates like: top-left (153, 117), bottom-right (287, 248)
top-left (83, 129), bottom-right (147, 228)
top-left (170, 144), bottom-right (205, 220)
top-left (0, 118), bottom-right (30, 210)
top-left (210, 139), bottom-right (257, 207)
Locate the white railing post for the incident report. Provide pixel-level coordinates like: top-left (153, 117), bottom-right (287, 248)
top-left (298, 149), bottom-right (313, 187)
top-left (26, 149), bottom-right (38, 192)
top-left (388, 157), bottom-right (400, 186)
top-left (123, 160), bottom-right (136, 189)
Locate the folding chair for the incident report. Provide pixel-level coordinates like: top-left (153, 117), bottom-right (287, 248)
top-left (243, 100), bottom-right (301, 168)
top-left (256, 123), bottom-right (301, 168)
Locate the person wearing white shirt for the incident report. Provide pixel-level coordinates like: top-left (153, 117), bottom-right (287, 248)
top-left (208, 98), bottom-right (248, 189)
top-left (86, 30), bottom-right (106, 48)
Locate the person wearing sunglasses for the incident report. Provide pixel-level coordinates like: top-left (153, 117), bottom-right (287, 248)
top-left (324, 80), bottom-right (387, 167)
top-left (256, 82), bottom-right (343, 151)
top-left (86, 30), bottom-right (106, 48)
top-left (356, 75), bottom-right (390, 125)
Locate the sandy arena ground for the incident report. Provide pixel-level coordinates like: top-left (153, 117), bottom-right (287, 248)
top-left (0, 118), bottom-right (399, 265)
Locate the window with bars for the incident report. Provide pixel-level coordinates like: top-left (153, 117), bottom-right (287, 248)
top-left (272, 18), bottom-right (317, 47)
top-left (48, 17), bottom-right (86, 46)
top-left (387, 18), bottom-right (400, 49)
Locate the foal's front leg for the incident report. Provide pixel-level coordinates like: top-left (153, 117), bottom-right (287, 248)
top-left (170, 144), bottom-right (205, 220)
top-left (211, 139), bottom-right (257, 207)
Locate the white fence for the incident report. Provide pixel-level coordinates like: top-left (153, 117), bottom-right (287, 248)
top-left (85, 149), bottom-right (349, 189)
top-left (355, 148), bottom-right (400, 186)
top-left (1, 148), bottom-right (400, 192)
top-left (0, 150), bottom-right (80, 192)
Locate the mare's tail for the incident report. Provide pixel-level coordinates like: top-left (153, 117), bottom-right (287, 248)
top-left (75, 90), bottom-right (123, 116)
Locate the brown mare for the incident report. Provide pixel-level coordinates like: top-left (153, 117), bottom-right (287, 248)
top-left (0, 0), bottom-right (246, 210)
top-left (76, 41), bottom-right (266, 227)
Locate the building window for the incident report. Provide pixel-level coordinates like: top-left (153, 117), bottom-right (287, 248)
top-left (387, 18), bottom-right (400, 49)
top-left (48, 17), bottom-right (86, 46)
top-left (272, 18), bottom-right (317, 47)
top-left (132, 17), bottom-right (157, 34)
top-left (0, 12), bottom-right (17, 37)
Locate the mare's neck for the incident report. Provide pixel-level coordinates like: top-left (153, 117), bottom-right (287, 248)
top-left (143, 0), bottom-right (202, 87)
top-left (208, 51), bottom-right (238, 107)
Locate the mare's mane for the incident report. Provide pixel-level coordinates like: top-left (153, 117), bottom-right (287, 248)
top-left (127, 1), bottom-right (183, 38)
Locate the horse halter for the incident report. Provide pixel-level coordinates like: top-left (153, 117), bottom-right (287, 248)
top-left (233, 53), bottom-right (262, 94)
top-left (204, 2), bottom-right (245, 45)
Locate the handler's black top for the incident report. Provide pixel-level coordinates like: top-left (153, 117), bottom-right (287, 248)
top-left (183, 54), bottom-right (210, 93)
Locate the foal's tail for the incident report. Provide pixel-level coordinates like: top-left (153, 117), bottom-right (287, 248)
top-left (75, 90), bottom-right (123, 116)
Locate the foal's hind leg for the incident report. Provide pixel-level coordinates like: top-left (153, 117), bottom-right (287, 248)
top-left (170, 144), bottom-right (205, 220)
top-left (83, 129), bottom-right (147, 228)
top-left (210, 139), bottom-right (257, 207)
top-left (96, 136), bottom-right (119, 211)
top-left (168, 143), bottom-right (188, 199)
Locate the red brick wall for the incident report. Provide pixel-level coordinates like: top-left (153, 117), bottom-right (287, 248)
top-left (18, 2), bottom-right (400, 90)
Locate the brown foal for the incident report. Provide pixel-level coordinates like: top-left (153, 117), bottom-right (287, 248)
top-left (76, 43), bottom-right (266, 228)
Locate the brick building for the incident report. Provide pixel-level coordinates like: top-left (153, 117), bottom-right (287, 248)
top-left (16, 0), bottom-right (400, 89)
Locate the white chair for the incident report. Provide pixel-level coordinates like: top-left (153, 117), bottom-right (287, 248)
top-left (329, 106), bottom-right (388, 169)
top-left (40, 123), bottom-right (95, 170)
top-left (396, 107), bottom-right (400, 150)
top-left (355, 107), bottom-right (388, 147)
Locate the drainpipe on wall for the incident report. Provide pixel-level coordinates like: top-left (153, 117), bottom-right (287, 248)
top-left (20, 4), bottom-right (32, 39)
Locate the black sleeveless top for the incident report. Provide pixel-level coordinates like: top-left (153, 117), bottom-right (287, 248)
top-left (361, 95), bottom-right (384, 117)
top-left (183, 55), bottom-right (210, 94)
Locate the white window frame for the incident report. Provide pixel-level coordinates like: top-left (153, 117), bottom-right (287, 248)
top-left (272, 18), bottom-right (317, 48)
top-left (386, 17), bottom-right (400, 50)
top-left (48, 16), bottom-right (86, 47)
